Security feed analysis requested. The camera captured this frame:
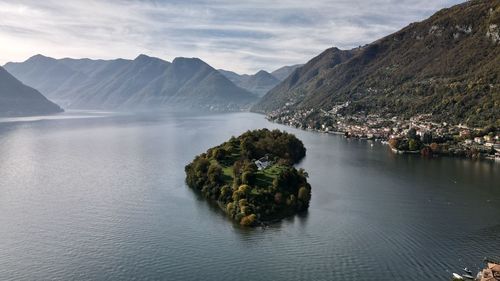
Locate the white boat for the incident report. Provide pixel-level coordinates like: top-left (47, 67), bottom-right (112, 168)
top-left (452, 273), bottom-right (464, 280)
top-left (462, 274), bottom-right (474, 279)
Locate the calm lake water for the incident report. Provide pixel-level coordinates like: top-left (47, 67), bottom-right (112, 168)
top-left (0, 111), bottom-right (498, 281)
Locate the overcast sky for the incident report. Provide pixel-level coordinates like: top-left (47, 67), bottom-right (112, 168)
top-left (0, 0), bottom-right (464, 73)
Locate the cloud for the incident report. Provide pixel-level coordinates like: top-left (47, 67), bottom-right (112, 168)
top-left (0, 0), bottom-right (465, 73)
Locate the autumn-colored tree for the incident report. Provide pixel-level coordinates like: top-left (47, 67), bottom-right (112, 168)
top-left (240, 214), bottom-right (257, 226)
top-left (420, 146), bottom-right (432, 157)
top-left (226, 202), bottom-right (235, 215)
top-left (297, 186), bottom-right (311, 204)
top-left (286, 194), bottom-right (297, 206)
top-left (241, 171), bottom-right (253, 184)
top-left (207, 163), bottom-right (223, 184)
top-left (238, 185), bottom-right (250, 194)
top-left (388, 138), bottom-right (399, 148)
top-left (430, 142), bottom-right (440, 153)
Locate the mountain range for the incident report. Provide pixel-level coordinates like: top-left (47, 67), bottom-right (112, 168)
top-left (218, 64), bottom-right (302, 97)
top-left (0, 66), bottom-right (62, 117)
top-left (253, 0), bottom-right (500, 127)
top-left (2, 0), bottom-right (498, 124)
top-left (5, 55), bottom-right (259, 111)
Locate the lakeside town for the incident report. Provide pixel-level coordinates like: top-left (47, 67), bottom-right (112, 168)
top-left (265, 102), bottom-right (500, 161)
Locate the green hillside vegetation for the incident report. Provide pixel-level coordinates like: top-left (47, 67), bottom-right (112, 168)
top-left (185, 129), bottom-right (311, 226)
top-left (253, 0), bottom-right (500, 127)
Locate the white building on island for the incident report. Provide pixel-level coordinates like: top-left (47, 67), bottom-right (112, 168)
top-left (255, 156), bottom-right (271, 170)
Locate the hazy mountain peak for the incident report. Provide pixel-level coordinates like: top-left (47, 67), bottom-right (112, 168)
top-left (132, 54), bottom-right (169, 68)
top-left (133, 54), bottom-right (167, 63)
top-left (254, 70), bottom-right (272, 77)
top-left (4, 55), bottom-right (256, 111)
top-left (217, 68), bottom-right (281, 97)
top-left (0, 66), bottom-right (62, 116)
top-left (172, 57), bottom-right (205, 65)
top-left (134, 54), bottom-right (152, 60)
top-left (271, 64), bottom-right (304, 81)
top-left (170, 57), bottom-right (212, 76)
top-left (26, 54), bottom-right (55, 63)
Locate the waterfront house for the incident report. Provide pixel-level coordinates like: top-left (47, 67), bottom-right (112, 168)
top-left (485, 142), bottom-right (495, 148)
top-left (479, 260), bottom-right (500, 281)
top-left (460, 129), bottom-right (471, 137)
top-left (494, 144), bottom-right (500, 152)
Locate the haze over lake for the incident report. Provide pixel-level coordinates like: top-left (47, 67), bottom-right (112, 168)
top-left (0, 111), bottom-right (498, 281)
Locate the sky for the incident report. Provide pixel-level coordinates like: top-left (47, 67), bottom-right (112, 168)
top-left (0, 0), bottom-right (465, 74)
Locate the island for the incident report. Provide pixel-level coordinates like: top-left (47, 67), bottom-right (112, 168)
top-left (185, 129), bottom-right (312, 226)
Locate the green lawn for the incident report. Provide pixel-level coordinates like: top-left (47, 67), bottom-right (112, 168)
top-left (213, 151), bottom-right (287, 191)
top-left (254, 164), bottom-right (287, 188)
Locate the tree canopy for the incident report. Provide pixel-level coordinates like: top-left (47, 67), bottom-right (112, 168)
top-left (185, 129), bottom-right (311, 226)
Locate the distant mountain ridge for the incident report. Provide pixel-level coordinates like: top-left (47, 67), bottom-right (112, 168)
top-left (0, 66), bottom-right (62, 116)
top-left (5, 54), bottom-right (257, 111)
top-left (253, 0), bottom-right (500, 127)
top-left (270, 64), bottom-right (303, 81)
top-left (218, 69), bottom-right (280, 97)
top-left (218, 64), bottom-right (302, 97)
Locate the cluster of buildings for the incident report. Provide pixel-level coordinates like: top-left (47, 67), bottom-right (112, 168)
top-left (479, 259), bottom-right (500, 281)
top-left (266, 106), bottom-right (500, 161)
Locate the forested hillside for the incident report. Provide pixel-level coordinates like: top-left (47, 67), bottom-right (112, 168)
top-left (253, 0), bottom-right (500, 127)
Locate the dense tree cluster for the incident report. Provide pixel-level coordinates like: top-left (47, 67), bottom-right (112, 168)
top-left (235, 129), bottom-right (306, 163)
top-left (388, 128), bottom-right (424, 152)
top-left (185, 129), bottom-right (311, 226)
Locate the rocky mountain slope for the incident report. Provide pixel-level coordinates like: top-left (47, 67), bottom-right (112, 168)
top-left (0, 66), bottom-right (62, 116)
top-left (253, 0), bottom-right (500, 127)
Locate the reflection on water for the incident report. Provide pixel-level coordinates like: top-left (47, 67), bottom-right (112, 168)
top-left (0, 110), bottom-right (112, 123)
top-left (0, 111), bottom-right (498, 281)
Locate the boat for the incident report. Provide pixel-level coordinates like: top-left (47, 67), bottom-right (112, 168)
top-left (463, 267), bottom-right (472, 274)
top-left (452, 273), bottom-right (464, 280)
top-left (462, 274), bottom-right (475, 279)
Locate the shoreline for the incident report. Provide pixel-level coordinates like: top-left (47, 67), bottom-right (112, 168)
top-left (262, 116), bottom-right (500, 163)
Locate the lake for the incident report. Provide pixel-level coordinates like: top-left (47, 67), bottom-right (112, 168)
top-left (0, 111), bottom-right (498, 281)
